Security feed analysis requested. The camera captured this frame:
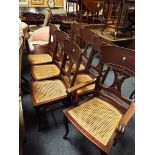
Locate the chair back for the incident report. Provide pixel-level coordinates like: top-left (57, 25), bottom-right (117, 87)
top-left (95, 45), bottom-right (135, 113)
top-left (79, 28), bottom-right (96, 70)
top-left (86, 35), bottom-right (114, 78)
top-left (33, 44), bottom-right (50, 54)
top-left (69, 23), bottom-right (83, 45)
top-left (60, 39), bottom-right (83, 87)
top-left (52, 30), bottom-right (70, 66)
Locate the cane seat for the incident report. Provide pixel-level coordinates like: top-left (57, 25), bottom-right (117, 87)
top-left (64, 97), bottom-right (122, 145)
top-left (63, 45), bottom-right (135, 154)
top-left (31, 64), bottom-right (60, 80)
top-left (31, 80), bottom-right (67, 107)
top-left (28, 54), bottom-right (52, 65)
top-left (64, 74), bottom-right (95, 94)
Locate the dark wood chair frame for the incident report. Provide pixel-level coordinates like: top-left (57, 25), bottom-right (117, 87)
top-left (31, 39), bottom-right (85, 131)
top-left (63, 45), bottom-right (135, 155)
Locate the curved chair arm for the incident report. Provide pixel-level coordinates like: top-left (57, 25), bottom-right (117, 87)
top-left (66, 78), bottom-right (97, 94)
top-left (117, 101), bottom-right (135, 134)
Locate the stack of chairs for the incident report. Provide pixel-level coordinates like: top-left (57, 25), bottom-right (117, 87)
top-left (26, 23), bottom-right (135, 155)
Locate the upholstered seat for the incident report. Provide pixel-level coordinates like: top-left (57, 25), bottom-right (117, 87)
top-left (31, 80), bottom-right (67, 107)
top-left (31, 64), bottom-right (60, 80)
top-left (64, 74), bottom-right (95, 94)
top-left (64, 97), bottom-right (122, 146)
top-left (28, 54), bottom-right (52, 65)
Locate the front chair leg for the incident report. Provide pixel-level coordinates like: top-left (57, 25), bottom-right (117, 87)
top-left (35, 108), bottom-right (43, 132)
top-left (101, 150), bottom-right (108, 155)
top-left (63, 115), bottom-right (69, 139)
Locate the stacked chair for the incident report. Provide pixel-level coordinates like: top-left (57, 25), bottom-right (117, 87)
top-left (27, 23), bottom-right (135, 154)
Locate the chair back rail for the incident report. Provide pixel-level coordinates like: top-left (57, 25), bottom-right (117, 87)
top-left (33, 44), bottom-right (50, 54)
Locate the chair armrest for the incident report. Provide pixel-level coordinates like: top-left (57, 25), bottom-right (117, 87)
top-left (117, 101), bottom-right (135, 134)
top-left (66, 78), bottom-right (97, 94)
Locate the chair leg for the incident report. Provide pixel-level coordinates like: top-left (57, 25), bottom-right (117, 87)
top-left (35, 108), bottom-right (43, 131)
top-left (101, 150), bottom-right (108, 155)
top-left (63, 115), bottom-right (69, 139)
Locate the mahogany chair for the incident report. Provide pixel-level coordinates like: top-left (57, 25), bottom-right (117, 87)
top-left (30, 30), bottom-right (70, 81)
top-left (31, 39), bottom-right (85, 130)
top-left (27, 24), bottom-right (57, 65)
top-left (53, 30), bottom-right (85, 74)
top-left (63, 45), bottom-right (135, 155)
top-left (69, 23), bottom-right (84, 45)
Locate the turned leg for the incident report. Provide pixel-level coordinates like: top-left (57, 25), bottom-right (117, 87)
top-left (51, 112), bottom-right (57, 127)
top-left (35, 108), bottom-right (43, 131)
top-left (63, 115), bottom-right (69, 139)
top-left (101, 150), bottom-right (108, 155)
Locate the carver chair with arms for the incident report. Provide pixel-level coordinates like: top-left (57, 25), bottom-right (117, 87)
top-left (63, 45), bottom-right (135, 155)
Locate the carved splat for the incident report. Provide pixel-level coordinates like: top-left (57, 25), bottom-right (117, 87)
top-left (100, 64), bottom-right (134, 93)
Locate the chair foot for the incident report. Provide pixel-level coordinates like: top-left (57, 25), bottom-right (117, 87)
top-left (35, 108), bottom-right (43, 132)
top-left (101, 150), bottom-right (108, 155)
top-left (63, 115), bottom-right (69, 139)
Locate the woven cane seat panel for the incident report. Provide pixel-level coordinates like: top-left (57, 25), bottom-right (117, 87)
top-left (76, 74), bottom-right (95, 94)
top-left (64, 74), bottom-right (95, 94)
top-left (28, 54), bottom-right (52, 65)
top-left (31, 64), bottom-right (60, 80)
top-left (32, 80), bottom-right (67, 106)
top-left (68, 97), bottom-right (122, 145)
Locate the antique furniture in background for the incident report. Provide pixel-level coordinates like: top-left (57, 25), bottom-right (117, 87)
top-left (102, 0), bottom-right (135, 39)
top-left (63, 45), bottom-right (135, 155)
